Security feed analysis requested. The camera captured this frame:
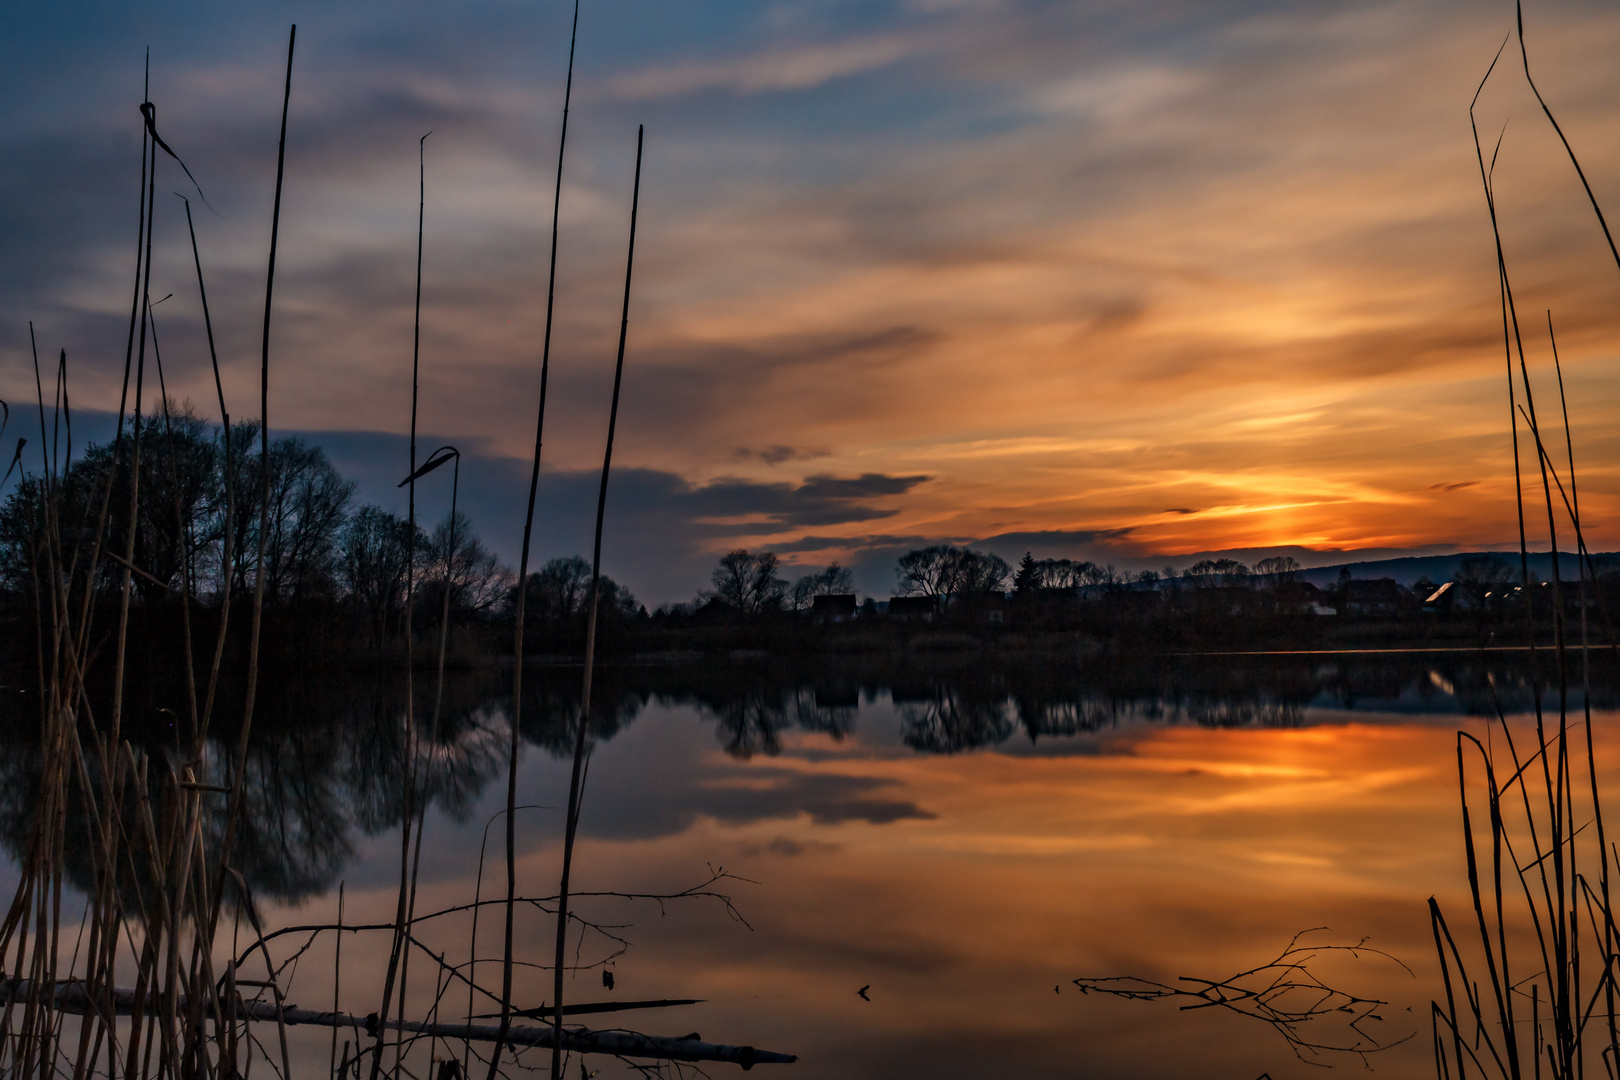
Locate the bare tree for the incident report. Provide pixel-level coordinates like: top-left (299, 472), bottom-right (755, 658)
top-left (1014, 555), bottom-right (1096, 594)
top-left (524, 555), bottom-right (593, 621)
top-left (419, 510), bottom-right (513, 617)
top-left (790, 561), bottom-right (855, 611)
top-left (709, 549), bottom-right (786, 615)
top-left (339, 505), bottom-right (420, 647)
top-left (896, 545), bottom-right (957, 598)
top-left (1184, 557), bottom-right (1251, 587)
top-left (1455, 554), bottom-right (1514, 609)
top-left (223, 425), bottom-right (355, 604)
top-left (1253, 555), bottom-right (1301, 585)
top-left (957, 549), bottom-right (1010, 594)
top-left (896, 545), bottom-right (1009, 603)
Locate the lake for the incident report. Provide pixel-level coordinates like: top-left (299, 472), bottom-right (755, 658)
top-left (4, 649), bottom-right (1610, 1079)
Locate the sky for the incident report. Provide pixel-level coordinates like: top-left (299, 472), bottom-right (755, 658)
top-left (4, 0), bottom-right (1620, 603)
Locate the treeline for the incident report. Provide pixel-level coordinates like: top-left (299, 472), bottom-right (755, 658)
top-left (660, 543), bottom-right (1616, 651)
top-left (669, 545), bottom-right (1288, 617)
top-left (8, 417), bottom-right (1600, 670)
top-left (0, 409), bottom-right (643, 667)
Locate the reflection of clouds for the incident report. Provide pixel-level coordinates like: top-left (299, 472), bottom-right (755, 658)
top-left (568, 691), bottom-right (927, 841)
top-left (699, 768), bottom-right (935, 825)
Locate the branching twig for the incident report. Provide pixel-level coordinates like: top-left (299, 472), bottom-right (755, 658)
top-left (1071, 930), bottom-right (1415, 1066)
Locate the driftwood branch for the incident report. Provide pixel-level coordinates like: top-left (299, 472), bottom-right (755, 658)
top-left (238, 870), bottom-right (755, 964)
top-left (1071, 930), bottom-right (1415, 1066)
top-left (2, 981), bottom-right (794, 1068)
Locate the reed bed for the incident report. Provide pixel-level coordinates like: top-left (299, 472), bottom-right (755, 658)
top-left (1429, 9), bottom-right (1620, 1077)
top-left (0, 20), bottom-right (788, 1080)
top-left (0, 27), bottom-right (298, 1080)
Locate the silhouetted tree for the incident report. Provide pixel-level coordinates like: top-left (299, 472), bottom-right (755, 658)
top-left (515, 555), bottom-right (639, 652)
top-left (709, 549), bottom-right (786, 615)
top-left (1456, 555), bottom-right (1515, 609)
top-left (1031, 558), bottom-right (1094, 589)
top-left (1014, 552), bottom-right (1040, 595)
top-left (896, 545), bottom-right (951, 597)
top-left (338, 506), bottom-right (421, 648)
top-left (896, 545), bottom-right (1010, 603)
top-left (789, 561), bottom-right (854, 612)
top-left (526, 555), bottom-right (593, 622)
top-left (418, 510), bottom-right (514, 619)
top-left (221, 423), bottom-right (354, 604)
top-left (1185, 558), bottom-right (1251, 587)
top-left (1253, 556), bottom-right (1301, 585)
top-left (0, 406), bottom-right (219, 604)
top-left (959, 549), bottom-right (1012, 594)
top-left (1, 410), bottom-right (356, 611)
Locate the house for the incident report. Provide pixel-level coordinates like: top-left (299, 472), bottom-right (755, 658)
top-left (887, 595), bottom-right (940, 620)
top-left (1270, 580), bottom-right (1331, 614)
top-left (978, 591), bottom-right (1008, 623)
top-left (1019, 585), bottom-right (1079, 608)
top-left (811, 594), bottom-right (858, 622)
top-left (1341, 578), bottom-right (1407, 615)
top-left (1104, 588), bottom-right (1161, 616)
top-left (1423, 581), bottom-right (1455, 613)
top-left (690, 598), bottom-right (736, 624)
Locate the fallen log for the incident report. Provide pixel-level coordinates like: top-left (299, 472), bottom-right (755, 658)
top-left (2, 980), bottom-right (795, 1069)
top-left (470, 997), bottom-right (701, 1018)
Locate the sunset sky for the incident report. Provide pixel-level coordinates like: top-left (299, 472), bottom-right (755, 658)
top-left (4, 0), bottom-right (1620, 601)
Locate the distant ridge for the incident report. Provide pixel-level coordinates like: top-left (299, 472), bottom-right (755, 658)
top-left (971, 531), bottom-right (1602, 589)
top-left (1291, 551), bottom-right (1600, 588)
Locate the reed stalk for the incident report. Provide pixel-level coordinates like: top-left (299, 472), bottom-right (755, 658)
top-left (391, 445), bottom-right (460, 1077)
top-left (1430, 24), bottom-right (1620, 1078)
top-left (0, 24), bottom-right (779, 1080)
top-left (550, 122), bottom-right (643, 1080)
top-left (146, 297), bottom-right (202, 743)
top-left (494, 5), bottom-right (580, 1074)
top-left (372, 128), bottom-right (430, 1080)
top-left (181, 194), bottom-right (235, 742)
top-left (210, 26), bottom-right (296, 948)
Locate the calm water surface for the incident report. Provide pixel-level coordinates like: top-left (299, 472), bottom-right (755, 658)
top-left (8, 653), bottom-right (1614, 1079)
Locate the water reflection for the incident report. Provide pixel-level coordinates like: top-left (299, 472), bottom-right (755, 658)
top-left (0, 650), bottom-right (1608, 906)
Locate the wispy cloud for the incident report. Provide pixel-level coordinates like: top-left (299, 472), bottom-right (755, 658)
top-left (7, 0), bottom-right (1620, 599)
top-left (606, 34), bottom-right (918, 99)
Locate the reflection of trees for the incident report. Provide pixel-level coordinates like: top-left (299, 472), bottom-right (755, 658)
top-left (231, 693), bottom-right (511, 901)
top-left (801, 690), bottom-right (857, 740)
top-left (628, 669), bottom-right (861, 760)
top-left (900, 691), bottom-right (1016, 753)
top-left (712, 690), bottom-right (795, 758)
top-left (0, 676), bottom-right (515, 908)
top-left (517, 681), bottom-right (643, 756)
top-left (1181, 698), bottom-right (1302, 728)
top-left (227, 726), bottom-right (356, 902)
top-left (1015, 697), bottom-right (1123, 738)
top-left (679, 686), bottom-right (858, 759)
top-left (1, 652), bottom-right (1606, 907)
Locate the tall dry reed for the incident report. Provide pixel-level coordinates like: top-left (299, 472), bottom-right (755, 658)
top-left (1430, 10), bottom-right (1620, 1077)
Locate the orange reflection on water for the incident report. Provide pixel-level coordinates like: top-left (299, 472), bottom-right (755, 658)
top-left (262, 703), bottom-right (1620, 1079)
